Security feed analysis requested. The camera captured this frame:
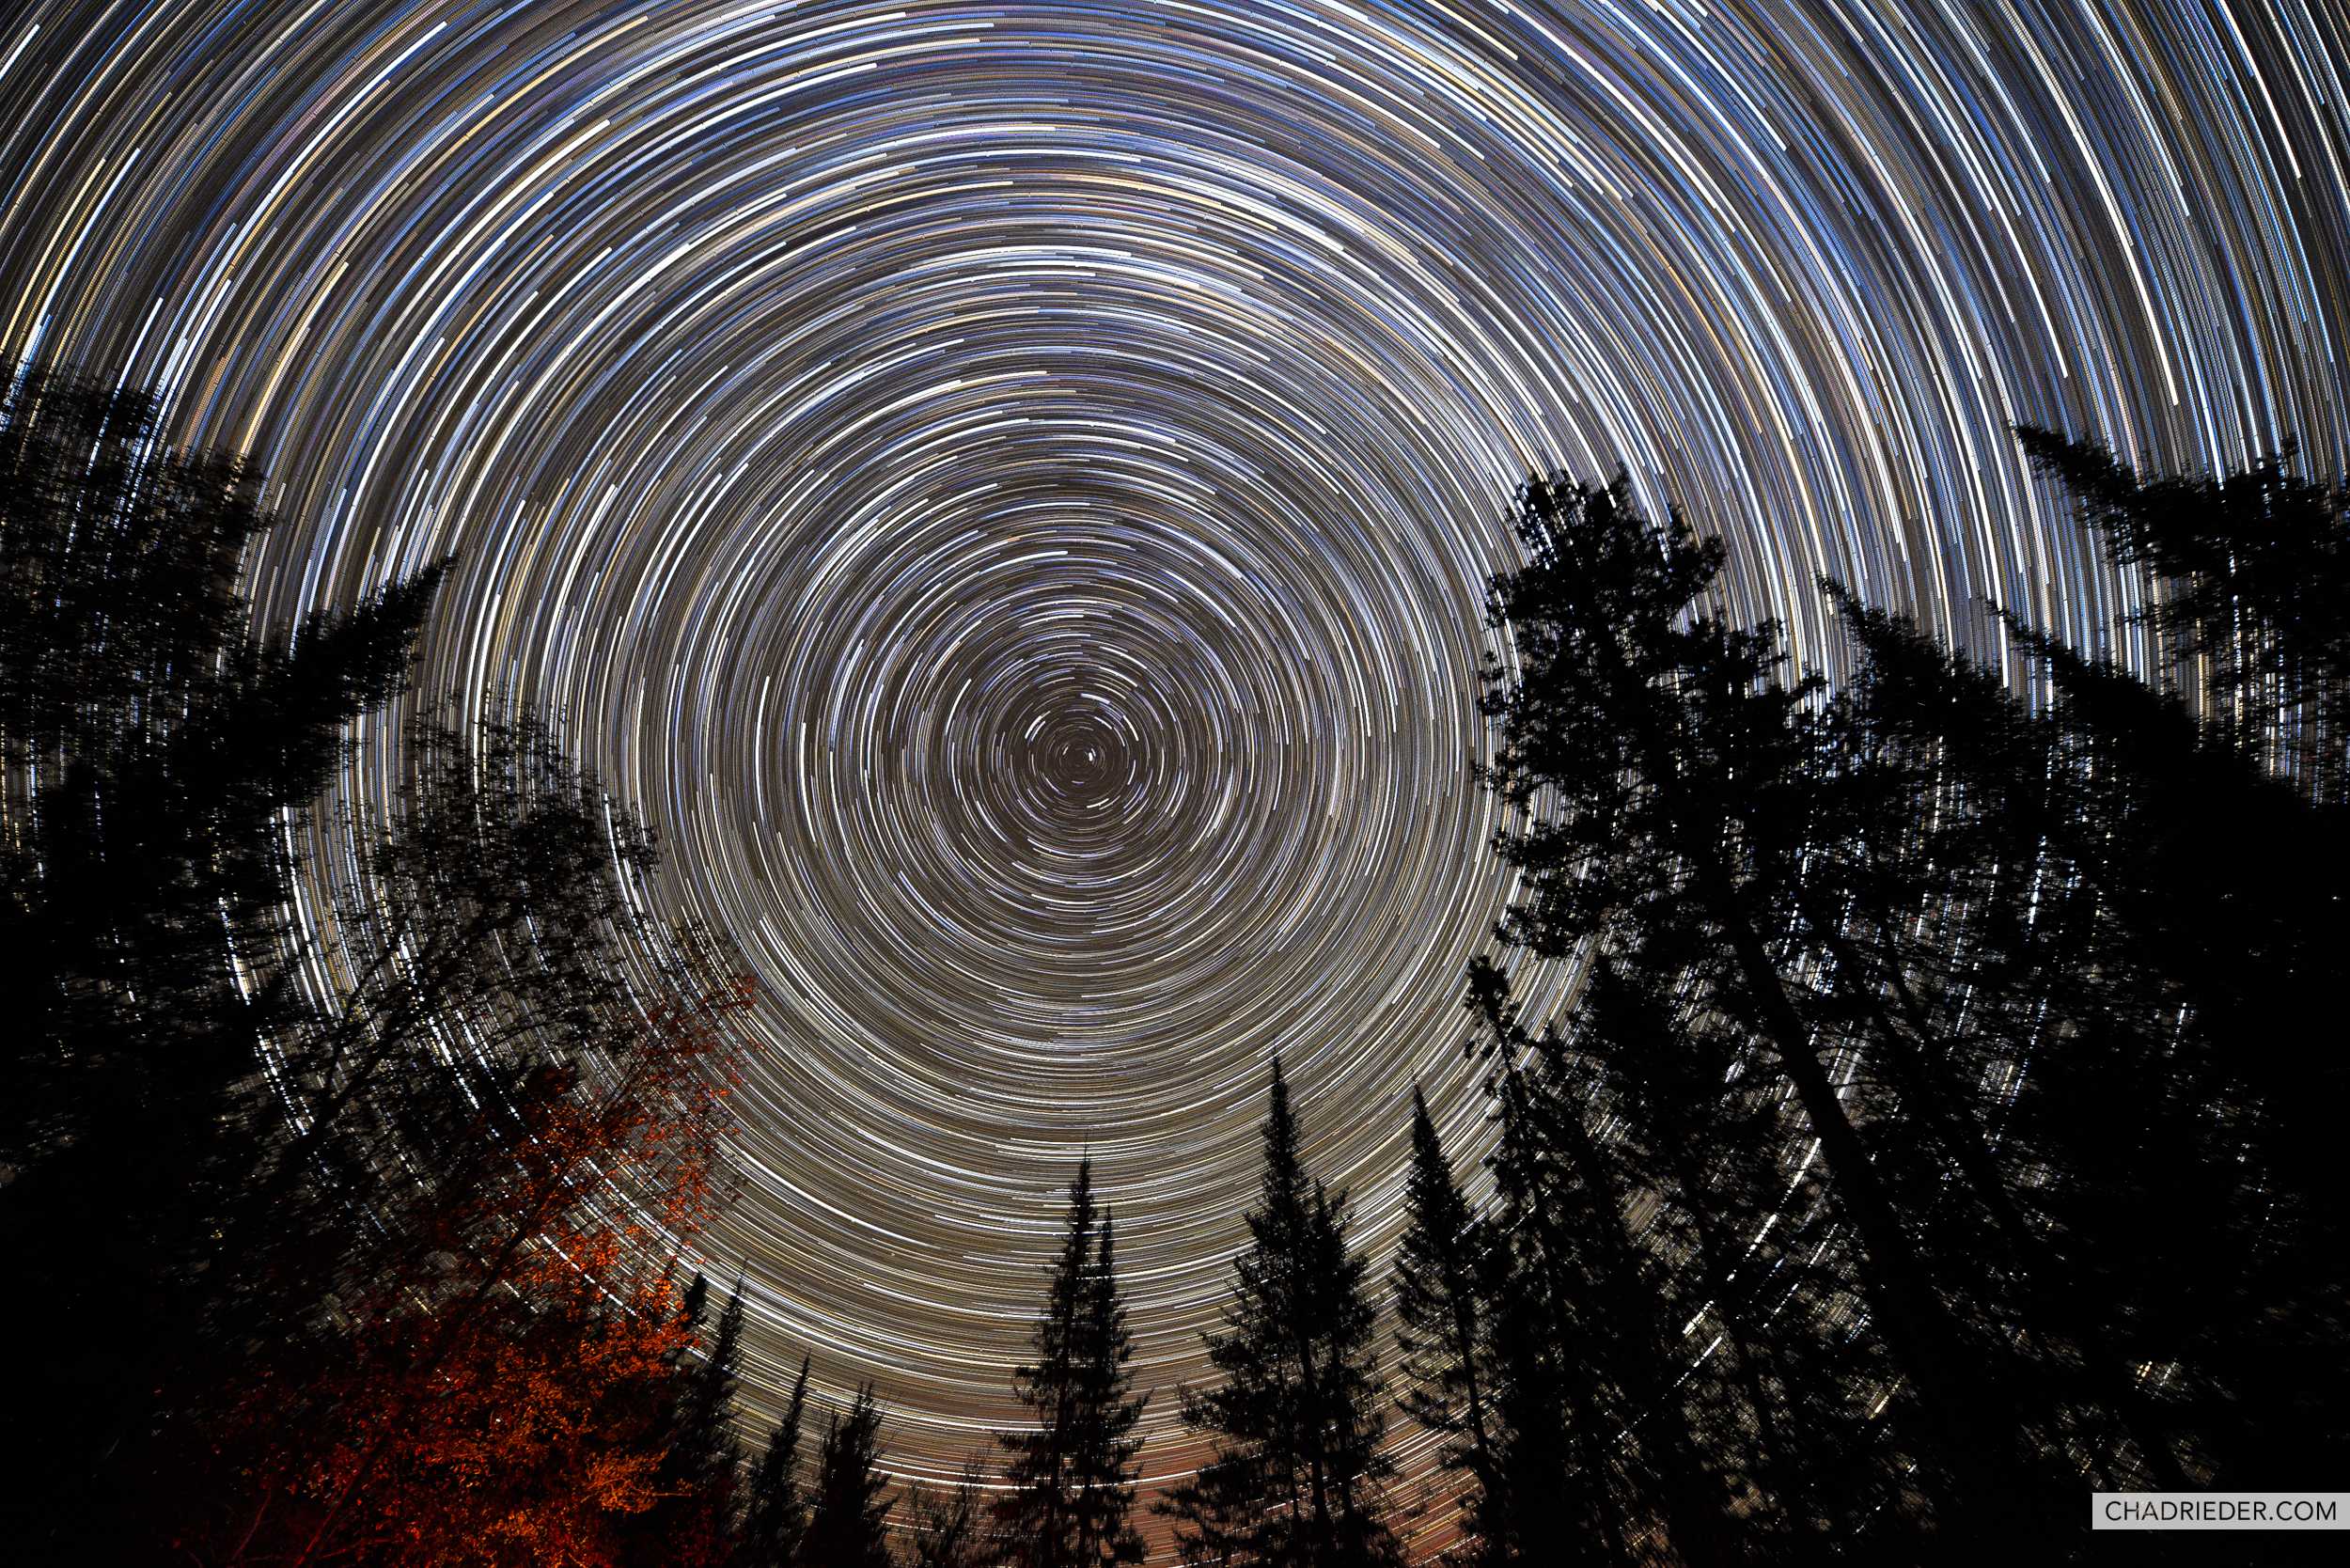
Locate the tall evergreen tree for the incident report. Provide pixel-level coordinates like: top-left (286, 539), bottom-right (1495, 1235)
top-left (802, 1386), bottom-right (893, 1568)
top-left (1069, 1210), bottom-right (1149, 1565)
top-left (1583, 957), bottom-right (1888, 1556)
top-left (1473, 473), bottom-right (2057, 1543)
top-left (1389, 1089), bottom-right (1499, 1563)
top-left (1161, 1059), bottom-right (1398, 1568)
top-left (1465, 434), bottom-right (2350, 1560)
top-left (997, 1158), bottom-right (1145, 1568)
top-left (684, 1278), bottom-right (752, 1497)
top-left (627, 1274), bottom-right (750, 1564)
top-left (998, 1184), bottom-right (1089, 1564)
top-left (1829, 512), bottom-right (2350, 1493)
top-left (1465, 964), bottom-right (1751, 1568)
top-left (738, 1356), bottom-right (814, 1568)
top-left (2015, 426), bottom-right (2350, 798)
top-left (1822, 588), bottom-right (2217, 1497)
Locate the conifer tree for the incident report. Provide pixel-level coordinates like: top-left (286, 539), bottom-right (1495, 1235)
top-left (1823, 588), bottom-right (2212, 1497)
top-left (1473, 473), bottom-right (2054, 1539)
top-left (738, 1356), bottom-right (814, 1568)
top-left (997, 1159), bottom-right (1147, 1568)
top-left (1829, 509), bottom-right (2350, 1492)
top-left (2015, 426), bottom-right (2350, 797)
top-left (802, 1387), bottom-right (892, 1568)
top-left (1473, 1035), bottom-right (1619, 1567)
top-left (1389, 1089), bottom-right (1498, 1562)
top-left (1584, 957), bottom-right (1885, 1554)
top-left (1161, 1059), bottom-right (1398, 1568)
top-left (1465, 436), bottom-right (2350, 1556)
top-left (1070, 1211), bottom-right (1148, 1566)
top-left (685, 1278), bottom-right (751, 1497)
top-left (1465, 963), bottom-right (1751, 1568)
top-left (997, 1158), bottom-right (1096, 1566)
top-left (628, 1274), bottom-right (749, 1563)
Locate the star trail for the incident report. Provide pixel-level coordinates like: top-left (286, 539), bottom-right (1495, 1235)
top-left (5, 0), bottom-right (2349, 1545)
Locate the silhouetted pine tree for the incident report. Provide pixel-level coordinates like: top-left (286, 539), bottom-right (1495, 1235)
top-left (1584, 956), bottom-right (1889, 1556)
top-left (1161, 1059), bottom-right (1398, 1568)
top-left (1465, 432), bottom-right (2350, 1561)
top-left (1829, 488), bottom-right (2350, 1497)
top-left (1473, 473), bottom-right (2059, 1544)
top-left (997, 1158), bottom-right (1146, 1567)
top-left (1070, 1210), bottom-right (1148, 1565)
top-left (802, 1386), bottom-right (892, 1568)
top-left (738, 1356), bottom-right (814, 1568)
top-left (1823, 589), bottom-right (2208, 1497)
top-left (1157, 1450), bottom-right (1261, 1568)
top-left (1466, 963), bottom-right (1751, 1568)
top-left (627, 1274), bottom-right (749, 1563)
top-left (2005, 439), bottom-right (2350, 1380)
top-left (1389, 1088), bottom-right (1500, 1563)
top-left (2016, 426), bottom-right (2350, 798)
top-left (685, 1278), bottom-right (752, 1496)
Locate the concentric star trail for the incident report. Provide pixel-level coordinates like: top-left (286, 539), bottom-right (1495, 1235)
top-left (7, 0), bottom-right (2348, 1549)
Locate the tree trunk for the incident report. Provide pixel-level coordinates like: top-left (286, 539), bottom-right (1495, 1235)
top-left (1704, 867), bottom-right (2051, 1543)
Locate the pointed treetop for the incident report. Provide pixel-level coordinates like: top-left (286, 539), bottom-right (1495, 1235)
top-left (1261, 1056), bottom-right (1304, 1213)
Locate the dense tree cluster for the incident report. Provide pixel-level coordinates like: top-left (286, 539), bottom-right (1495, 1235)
top-left (0, 363), bottom-right (754, 1565)
top-left (7, 357), bottom-right (2343, 1565)
top-left (1410, 433), bottom-right (2350, 1564)
top-left (0, 360), bottom-right (1149, 1568)
top-left (730, 1156), bottom-right (1153, 1568)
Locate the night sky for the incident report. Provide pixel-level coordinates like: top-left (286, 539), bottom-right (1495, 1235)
top-left (6, 0), bottom-right (2349, 1549)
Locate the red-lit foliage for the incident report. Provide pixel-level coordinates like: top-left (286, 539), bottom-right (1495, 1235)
top-left (199, 973), bottom-right (754, 1568)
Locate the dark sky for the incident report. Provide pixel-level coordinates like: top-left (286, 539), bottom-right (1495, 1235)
top-left (6, 0), bottom-right (2348, 1554)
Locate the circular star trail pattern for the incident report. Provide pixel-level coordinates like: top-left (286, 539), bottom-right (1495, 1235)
top-left (7, 0), bottom-right (2350, 1548)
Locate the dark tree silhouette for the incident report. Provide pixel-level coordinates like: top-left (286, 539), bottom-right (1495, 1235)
top-left (1389, 1088), bottom-right (1500, 1563)
top-left (1464, 433), bottom-right (2350, 1561)
top-left (1161, 1060), bottom-right (1398, 1568)
top-left (0, 361), bottom-right (449, 1550)
top-left (1069, 1209), bottom-right (1149, 1565)
top-left (2016, 426), bottom-right (2350, 798)
top-left (738, 1356), bottom-right (815, 1568)
top-left (1465, 963), bottom-right (1757, 1568)
top-left (1579, 956), bottom-right (1887, 1558)
top-left (1829, 495), bottom-right (2350, 1495)
top-left (996, 1158), bottom-right (1146, 1568)
top-left (802, 1386), bottom-right (893, 1568)
top-left (1472, 473), bottom-right (2056, 1544)
top-left (627, 1274), bottom-right (751, 1564)
top-left (1, 359), bottom-right (764, 1564)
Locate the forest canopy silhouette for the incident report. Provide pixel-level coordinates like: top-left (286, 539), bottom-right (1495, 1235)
top-left (3, 355), bottom-right (2345, 1566)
